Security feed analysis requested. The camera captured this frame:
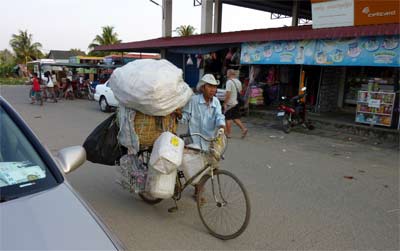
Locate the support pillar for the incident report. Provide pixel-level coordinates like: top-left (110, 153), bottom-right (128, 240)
top-left (201, 0), bottom-right (213, 34)
top-left (291, 0), bottom-right (299, 26)
top-left (213, 0), bottom-right (222, 33)
top-left (162, 0), bottom-right (172, 37)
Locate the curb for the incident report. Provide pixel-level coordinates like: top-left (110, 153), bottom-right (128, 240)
top-left (248, 109), bottom-right (399, 143)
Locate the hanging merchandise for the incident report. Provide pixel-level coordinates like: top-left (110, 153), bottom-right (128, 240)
top-left (186, 54), bottom-right (193, 65)
top-left (249, 86), bottom-right (264, 105)
top-left (196, 54), bottom-right (203, 68)
top-left (231, 49), bottom-right (241, 64)
top-left (225, 49), bottom-right (233, 61)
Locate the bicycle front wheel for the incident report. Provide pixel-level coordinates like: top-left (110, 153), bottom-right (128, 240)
top-left (197, 169), bottom-right (250, 240)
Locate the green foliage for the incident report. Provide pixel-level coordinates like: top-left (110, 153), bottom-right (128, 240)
top-left (9, 30), bottom-right (43, 64)
top-left (0, 49), bottom-right (16, 65)
top-left (0, 77), bottom-right (28, 85)
top-left (0, 64), bottom-right (14, 78)
top-left (88, 26), bottom-right (121, 55)
top-left (70, 48), bottom-right (86, 56)
top-left (174, 25), bottom-right (196, 37)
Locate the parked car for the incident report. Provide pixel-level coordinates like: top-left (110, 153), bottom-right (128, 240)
top-left (0, 96), bottom-right (125, 251)
top-left (94, 80), bottom-right (119, 112)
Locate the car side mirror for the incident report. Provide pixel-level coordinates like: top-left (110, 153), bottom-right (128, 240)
top-left (55, 146), bottom-right (86, 174)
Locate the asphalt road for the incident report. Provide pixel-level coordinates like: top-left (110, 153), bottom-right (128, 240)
top-left (1, 85), bottom-right (399, 250)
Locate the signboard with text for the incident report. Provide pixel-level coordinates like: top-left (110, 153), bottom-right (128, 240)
top-left (311, 0), bottom-right (354, 28)
top-left (240, 35), bottom-right (400, 67)
top-left (311, 0), bottom-right (399, 29)
top-left (354, 0), bottom-right (400, 26)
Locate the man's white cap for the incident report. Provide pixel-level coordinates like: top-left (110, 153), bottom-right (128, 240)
top-left (196, 74), bottom-right (219, 91)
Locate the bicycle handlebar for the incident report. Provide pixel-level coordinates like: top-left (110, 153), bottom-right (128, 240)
top-left (179, 128), bottom-right (225, 143)
top-left (180, 132), bottom-right (215, 142)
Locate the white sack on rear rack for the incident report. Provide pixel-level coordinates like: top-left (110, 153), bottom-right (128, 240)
top-left (109, 59), bottom-right (193, 116)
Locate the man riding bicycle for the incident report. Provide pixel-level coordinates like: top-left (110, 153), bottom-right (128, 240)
top-left (175, 74), bottom-right (226, 197)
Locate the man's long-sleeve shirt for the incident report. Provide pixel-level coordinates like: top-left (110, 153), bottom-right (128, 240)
top-left (180, 94), bottom-right (225, 150)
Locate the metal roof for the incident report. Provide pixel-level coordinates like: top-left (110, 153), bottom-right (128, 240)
top-left (94, 23), bottom-right (400, 53)
top-left (27, 61), bottom-right (119, 69)
top-left (222, 0), bottom-right (312, 19)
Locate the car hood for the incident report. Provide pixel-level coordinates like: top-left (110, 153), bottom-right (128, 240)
top-left (0, 183), bottom-right (117, 251)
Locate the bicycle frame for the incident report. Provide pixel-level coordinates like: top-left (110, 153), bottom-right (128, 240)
top-left (138, 130), bottom-right (225, 202)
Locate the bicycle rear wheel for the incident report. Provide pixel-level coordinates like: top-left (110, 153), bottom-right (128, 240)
top-left (197, 169), bottom-right (250, 240)
top-left (139, 192), bottom-right (163, 205)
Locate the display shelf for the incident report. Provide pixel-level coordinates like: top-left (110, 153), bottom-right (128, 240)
top-left (356, 111), bottom-right (391, 116)
top-left (344, 99), bottom-right (357, 105)
top-left (355, 91), bottom-right (395, 127)
top-left (356, 101), bottom-right (393, 105)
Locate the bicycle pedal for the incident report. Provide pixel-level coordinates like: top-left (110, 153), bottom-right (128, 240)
top-left (177, 170), bottom-right (185, 179)
top-left (168, 206), bottom-right (178, 213)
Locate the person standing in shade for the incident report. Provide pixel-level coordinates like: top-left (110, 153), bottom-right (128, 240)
top-left (223, 69), bottom-right (248, 138)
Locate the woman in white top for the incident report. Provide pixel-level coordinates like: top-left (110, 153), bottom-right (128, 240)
top-left (43, 71), bottom-right (57, 103)
top-left (223, 69), bottom-right (248, 138)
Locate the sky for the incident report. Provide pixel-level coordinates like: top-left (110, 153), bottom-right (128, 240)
top-left (1, 0), bottom-right (292, 54)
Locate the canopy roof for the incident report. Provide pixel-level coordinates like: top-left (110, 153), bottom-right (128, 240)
top-left (222, 0), bottom-right (311, 19)
top-left (95, 23), bottom-right (399, 53)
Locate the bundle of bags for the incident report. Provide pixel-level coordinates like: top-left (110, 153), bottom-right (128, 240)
top-left (109, 59), bottom-right (193, 116)
top-left (110, 59), bottom-right (193, 198)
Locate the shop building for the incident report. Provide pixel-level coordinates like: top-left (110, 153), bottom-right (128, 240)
top-left (95, 22), bottom-right (399, 129)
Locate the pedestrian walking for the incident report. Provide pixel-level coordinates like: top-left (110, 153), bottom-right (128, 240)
top-left (30, 73), bottom-right (43, 105)
top-left (223, 69), bottom-right (248, 138)
top-left (44, 71), bottom-right (57, 102)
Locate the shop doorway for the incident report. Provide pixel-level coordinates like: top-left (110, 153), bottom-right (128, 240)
top-left (303, 66), bottom-right (322, 110)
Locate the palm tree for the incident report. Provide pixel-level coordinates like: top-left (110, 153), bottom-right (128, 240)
top-left (9, 30), bottom-right (43, 64)
top-left (174, 25), bottom-right (196, 37)
top-left (88, 26), bottom-right (121, 56)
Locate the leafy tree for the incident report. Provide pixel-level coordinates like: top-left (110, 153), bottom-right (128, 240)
top-left (0, 49), bottom-right (15, 65)
top-left (9, 30), bottom-right (43, 64)
top-left (70, 48), bottom-right (86, 56)
top-left (88, 26), bottom-right (121, 56)
top-left (174, 25), bottom-right (196, 36)
top-left (0, 50), bottom-right (17, 78)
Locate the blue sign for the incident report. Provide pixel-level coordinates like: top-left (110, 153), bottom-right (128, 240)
top-left (240, 35), bottom-right (400, 67)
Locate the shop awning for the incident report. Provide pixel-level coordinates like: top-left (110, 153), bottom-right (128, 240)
top-left (94, 23), bottom-right (399, 53)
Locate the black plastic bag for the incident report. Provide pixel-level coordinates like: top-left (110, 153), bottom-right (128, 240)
top-left (83, 113), bottom-right (126, 165)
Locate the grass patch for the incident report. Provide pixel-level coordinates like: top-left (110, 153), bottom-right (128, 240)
top-left (0, 77), bottom-right (29, 85)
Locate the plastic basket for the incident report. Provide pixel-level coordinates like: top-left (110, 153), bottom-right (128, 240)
top-left (132, 112), bottom-right (177, 149)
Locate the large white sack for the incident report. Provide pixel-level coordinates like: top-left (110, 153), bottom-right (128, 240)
top-left (109, 59), bottom-right (193, 116)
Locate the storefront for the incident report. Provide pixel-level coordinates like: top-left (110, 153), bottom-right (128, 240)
top-left (240, 34), bottom-right (399, 128)
top-left (93, 22), bottom-right (399, 128)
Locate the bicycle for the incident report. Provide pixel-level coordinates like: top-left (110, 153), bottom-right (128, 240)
top-left (136, 129), bottom-right (251, 240)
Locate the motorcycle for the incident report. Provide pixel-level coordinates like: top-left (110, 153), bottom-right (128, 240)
top-left (277, 87), bottom-right (314, 133)
top-left (87, 84), bottom-right (96, 100)
top-left (75, 81), bottom-right (91, 99)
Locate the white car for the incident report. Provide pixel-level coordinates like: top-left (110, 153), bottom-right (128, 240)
top-left (0, 96), bottom-right (124, 251)
top-left (94, 81), bottom-right (119, 112)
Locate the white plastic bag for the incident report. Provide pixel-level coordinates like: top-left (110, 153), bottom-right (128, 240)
top-left (109, 59), bottom-right (193, 116)
top-left (149, 132), bottom-right (184, 174)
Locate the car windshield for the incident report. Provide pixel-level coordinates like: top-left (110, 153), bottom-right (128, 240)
top-left (0, 106), bottom-right (58, 201)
